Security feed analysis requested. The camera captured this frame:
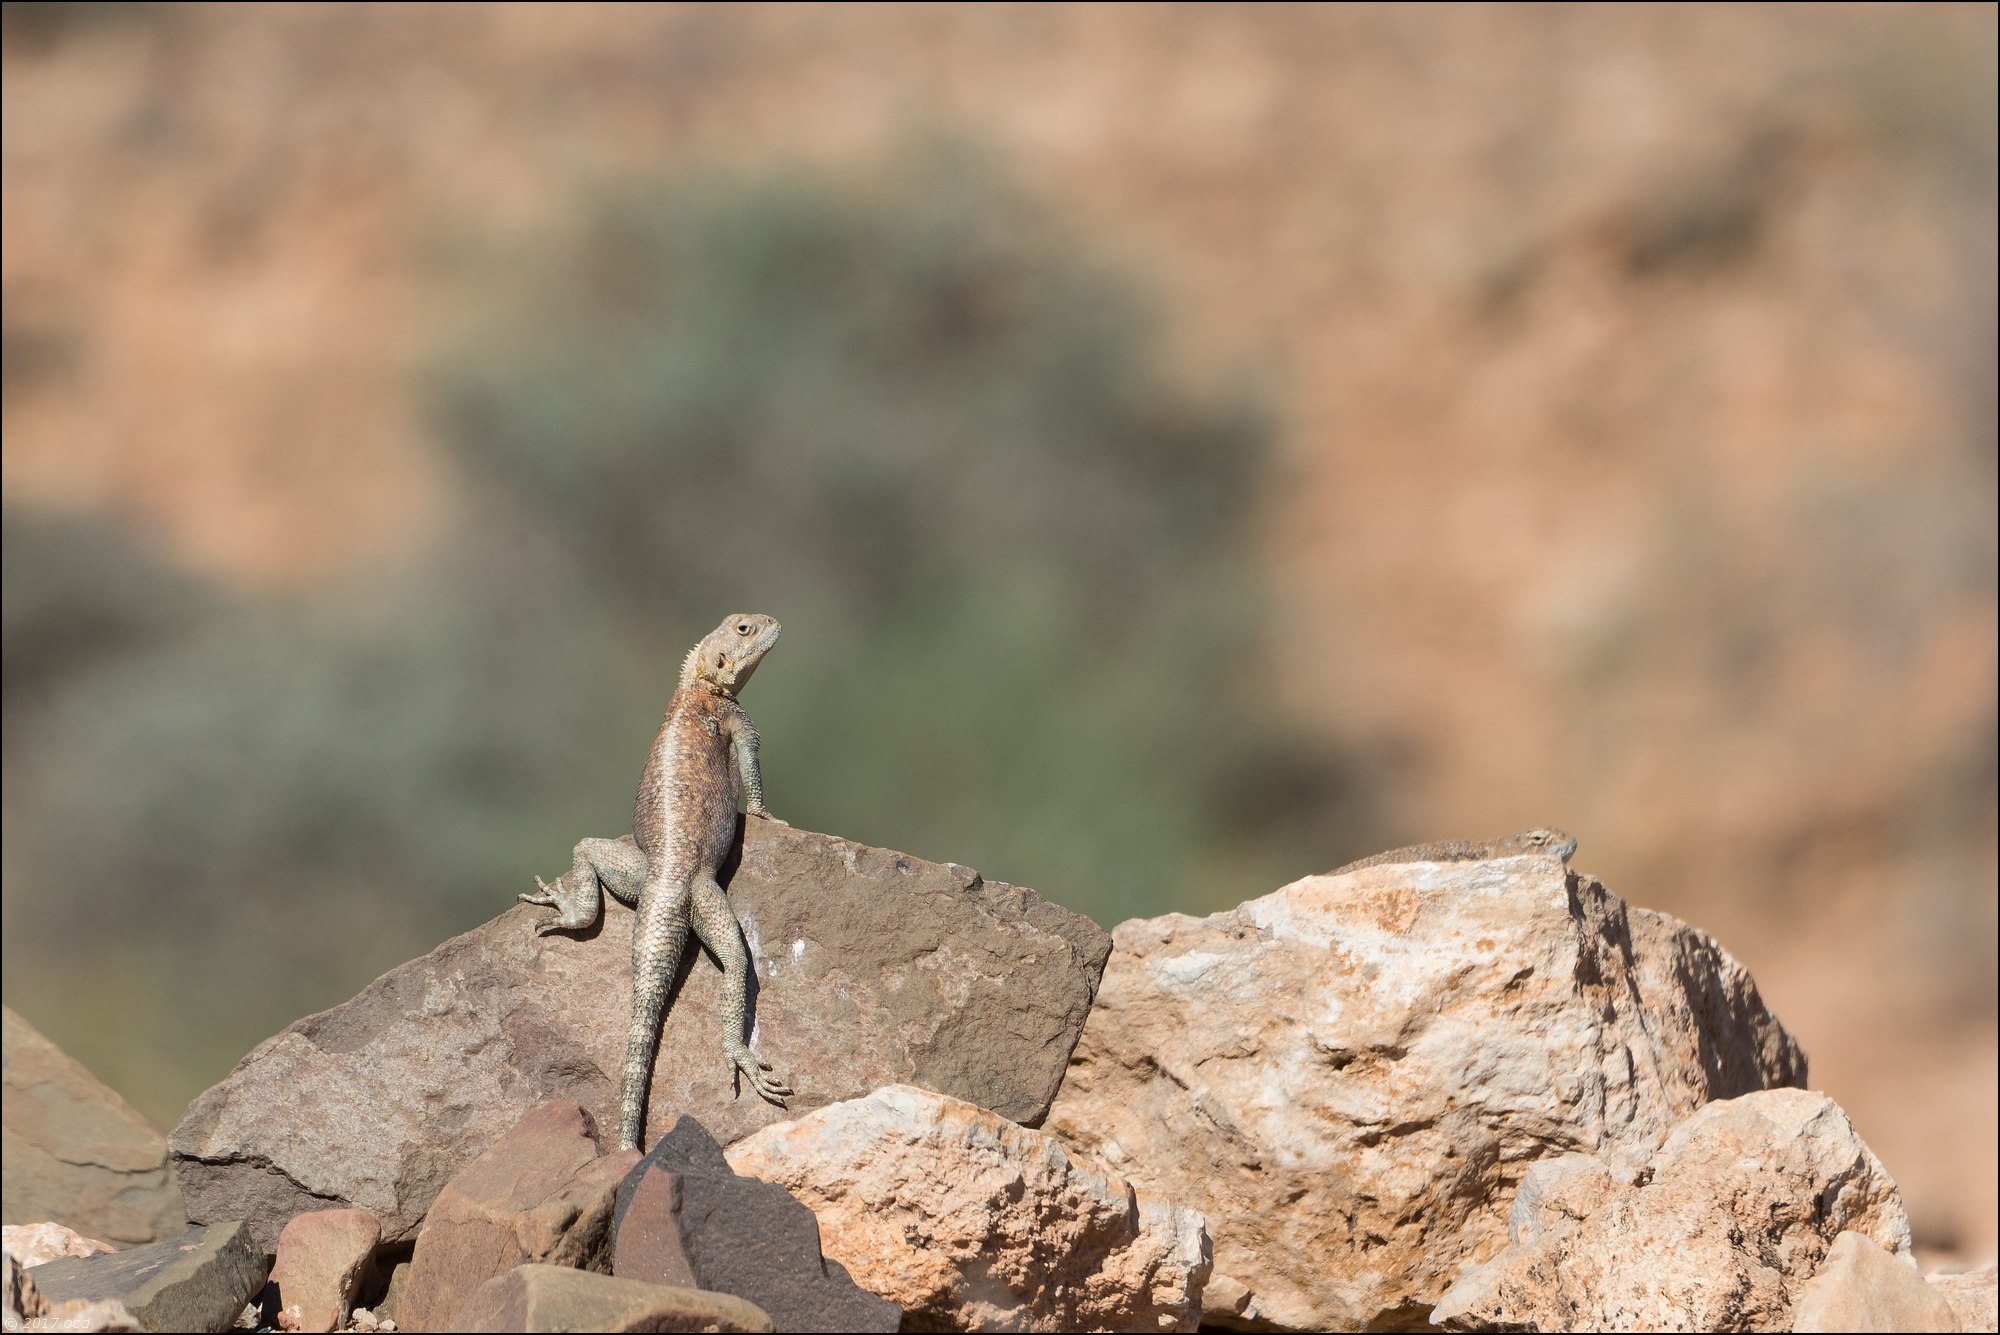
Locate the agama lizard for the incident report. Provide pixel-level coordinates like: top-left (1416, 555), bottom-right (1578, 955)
top-left (522, 613), bottom-right (793, 1151)
top-left (1332, 826), bottom-right (1578, 875)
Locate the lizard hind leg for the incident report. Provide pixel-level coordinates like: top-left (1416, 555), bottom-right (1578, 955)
top-left (689, 877), bottom-right (793, 1107)
top-left (520, 836), bottom-right (648, 932)
top-left (619, 878), bottom-right (695, 1152)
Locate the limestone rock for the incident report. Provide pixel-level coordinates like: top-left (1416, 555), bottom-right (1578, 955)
top-left (451, 1264), bottom-right (774, 1333)
top-left (1045, 855), bottom-right (1806, 1331)
top-left (171, 820), bottom-right (1109, 1249)
top-left (270, 1209), bottom-right (381, 1333)
top-left (2, 1223), bottom-right (116, 1269)
top-left (25, 1220), bottom-right (266, 1334)
top-left (2, 1007), bottom-right (186, 1247)
top-left (397, 1103), bottom-right (638, 1333)
top-left (1792, 1231), bottom-right (1960, 1332)
top-left (1431, 1089), bottom-right (1913, 1332)
top-left (1931, 1266), bottom-right (1998, 1334)
top-left (725, 1084), bottom-right (1210, 1332)
top-left (611, 1117), bottom-right (899, 1333)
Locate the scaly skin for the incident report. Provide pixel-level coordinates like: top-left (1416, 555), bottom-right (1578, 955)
top-left (521, 613), bottom-right (793, 1151)
top-left (1332, 826), bottom-right (1578, 875)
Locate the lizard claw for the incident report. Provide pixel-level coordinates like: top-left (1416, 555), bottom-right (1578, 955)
top-left (729, 1049), bottom-right (793, 1106)
top-left (519, 874), bottom-right (560, 907)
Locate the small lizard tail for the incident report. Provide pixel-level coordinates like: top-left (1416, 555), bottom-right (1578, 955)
top-left (619, 882), bottom-right (693, 1152)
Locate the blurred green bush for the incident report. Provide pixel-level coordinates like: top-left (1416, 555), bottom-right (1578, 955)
top-left (1, 157), bottom-right (1367, 1126)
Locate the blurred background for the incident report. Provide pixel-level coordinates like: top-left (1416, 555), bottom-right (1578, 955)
top-left (2, 1), bottom-right (1993, 1261)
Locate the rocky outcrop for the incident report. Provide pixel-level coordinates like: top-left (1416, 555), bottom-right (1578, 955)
top-left (169, 819), bottom-right (1110, 1249)
top-left (725, 1085), bottom-right (1209, 1332)
top-left (1792, 1232), bottom-right (1961, 1333)
top-left (452, 1265), bottom-right (775, 1333)
top-left (1044, 853), bottom-right (1806, 1331)
top-left (2, 1007), bottom-right (185, 1247)
top-left (397, 1102), bottom-right (637, 1333)
top-left (1430, 1089), bottom-right (1913, 1332)
top-left (611, 1116), bottom-right (900, 1333)
top-left (269, 1209), bottom-right (382, 1333)
top-left (24, 1220), bottom-right (266, 1334)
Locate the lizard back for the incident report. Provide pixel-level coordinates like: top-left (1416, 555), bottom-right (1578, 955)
top-left (633, 686), bottom-right (741, 881)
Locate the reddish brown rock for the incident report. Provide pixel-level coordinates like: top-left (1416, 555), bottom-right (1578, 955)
top-left (611, 1117), bottom-right (899, 1333)
top-left (2, 1007), bottom-right (185, 1247)
top-left (397, 1103), bottom-right (638, 1333)
top-left (452, 1264), bottom-right (774, 1333)
top-left (171, 821), bottom-right (1109, 1249)
top-left (270, 1208), bottom-right (381, 1333)
top-left (726, 1085), bottom-right (1210, 1332)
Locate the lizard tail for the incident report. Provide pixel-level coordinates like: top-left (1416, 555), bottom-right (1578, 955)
top-left (619, 883), bottom-right (693, 1151)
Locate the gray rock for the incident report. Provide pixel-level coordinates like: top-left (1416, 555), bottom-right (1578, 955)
top-left (2, 1006), bottom-right (186, 1247)
top-left (26, 1220), bottom-right (266, 1334)
top-left (451, 1265), bottom-right (774, 1333)
top-left (169, 819), bottom-right (1109, 1250)
top-left (611, 1116), bottom-right (900, 1334)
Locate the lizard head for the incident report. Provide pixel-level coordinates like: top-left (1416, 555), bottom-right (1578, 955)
top-left (1515, 827), bottom-right (1578, 862)
top-left (684, 613), bottom-right (782, 696)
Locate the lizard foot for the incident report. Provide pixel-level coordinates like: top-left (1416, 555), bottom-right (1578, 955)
top-left (519, 876), bottom-right (594, 933)
top-left (748, 810), bottom-right (790, 827)
top-left (728, 1047), bottom-right (793, 1106)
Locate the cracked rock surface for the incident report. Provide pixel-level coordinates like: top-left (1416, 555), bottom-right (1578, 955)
top-left (169, 820), bottom-right (1110, 1249)
top-left (1044, 852), bottom-right (1807, 1331)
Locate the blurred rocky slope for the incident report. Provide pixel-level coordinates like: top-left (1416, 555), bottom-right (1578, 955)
top-left (2, 2), bottom-right (1992, 1258)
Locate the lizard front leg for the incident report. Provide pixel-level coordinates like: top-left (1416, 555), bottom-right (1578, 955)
top-left (690, 875), bottom-right (792, 1106)
top-left (521, 836), bottom-right (647, 931)
top-left (728, 709), bottom-right (785, 823)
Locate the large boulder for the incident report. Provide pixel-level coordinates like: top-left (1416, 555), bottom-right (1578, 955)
top-left (1431, 1089), bottom-right (1918, 1332)
top-left (2, 1006), bottom-right (186, 1247)
top-left (1044, 853), bottom-right (1806, 1331)
top-left (725, 1084), bottom-right (1210, 1332)
top-left (169, 819), bottom-right (1109, 1249)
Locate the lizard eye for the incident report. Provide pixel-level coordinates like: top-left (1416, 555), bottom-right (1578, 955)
top-left (736, 622), bottom-right (752, 635)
